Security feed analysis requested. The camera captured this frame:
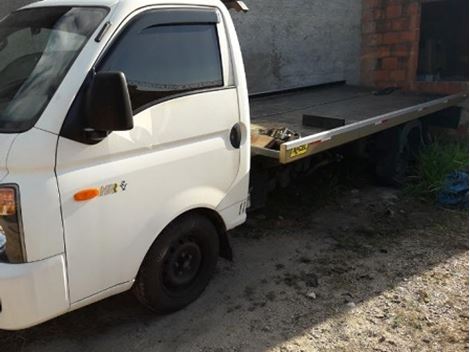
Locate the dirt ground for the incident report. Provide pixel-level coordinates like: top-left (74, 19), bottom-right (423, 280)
top-left (1, 162), bottom-right (468, 352)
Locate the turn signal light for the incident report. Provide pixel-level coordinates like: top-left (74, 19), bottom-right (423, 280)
top-left (74, 188), bottom-right (100, 202)
top-left (0, 188), bottom-right (16, 216)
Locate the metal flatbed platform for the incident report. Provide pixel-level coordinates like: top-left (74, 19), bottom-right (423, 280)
top-left (250, 84), bottom-right (467, 164)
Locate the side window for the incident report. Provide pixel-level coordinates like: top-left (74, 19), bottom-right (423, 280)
top-left (99, 12), bottom-right (224, 112)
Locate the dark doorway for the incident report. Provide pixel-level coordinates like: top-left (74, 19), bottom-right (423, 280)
top-left (417, 0), bottom-right (469, 82)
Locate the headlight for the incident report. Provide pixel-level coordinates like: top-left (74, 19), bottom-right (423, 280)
top-left (0, 185), bottom-right (26, 263)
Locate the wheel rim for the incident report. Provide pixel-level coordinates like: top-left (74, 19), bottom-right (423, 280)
top-left (162, 238), bottom-right (202, 292)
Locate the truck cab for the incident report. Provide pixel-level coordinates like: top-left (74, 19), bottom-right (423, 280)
top-left (0, 0), bottom-right (250, 330)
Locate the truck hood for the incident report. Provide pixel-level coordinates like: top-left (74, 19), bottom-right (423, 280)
top-left (0, 134), bottom-right (16, 182)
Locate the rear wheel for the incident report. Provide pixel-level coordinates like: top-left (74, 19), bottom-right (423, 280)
top-left (375, 141), bottom-right (413, 186)
top-left (375, 123), bottom-right (423, 186)
top-left (134, 214), bottom-right (219, 313)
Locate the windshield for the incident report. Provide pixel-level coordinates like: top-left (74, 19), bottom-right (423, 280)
top-left (0, 7), bottom-right (108, 133)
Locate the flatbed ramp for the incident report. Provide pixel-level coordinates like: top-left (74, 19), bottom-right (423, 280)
top-left (250, 84), bottom-right (466, 164)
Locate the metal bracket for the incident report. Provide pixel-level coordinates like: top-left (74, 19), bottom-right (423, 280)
top-left (221, 0), bottom-right (249, 13)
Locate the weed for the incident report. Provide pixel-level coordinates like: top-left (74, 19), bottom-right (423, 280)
top-left (406, 140), bottom-right (468, 198)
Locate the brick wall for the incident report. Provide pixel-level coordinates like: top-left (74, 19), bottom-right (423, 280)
top-left (361, 0), bottom-right (421, 90)
top-left (361, 0), bottom-right (468, 95)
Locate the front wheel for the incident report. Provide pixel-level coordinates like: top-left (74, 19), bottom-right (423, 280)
top-left (134, 214), bottom-right (219, 313)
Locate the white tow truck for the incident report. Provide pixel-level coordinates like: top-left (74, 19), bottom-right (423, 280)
top-left (0, 0), bottom-right (466, 330)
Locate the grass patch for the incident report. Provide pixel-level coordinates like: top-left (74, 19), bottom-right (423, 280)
top-left (406, 139), bottom-right (468, 198)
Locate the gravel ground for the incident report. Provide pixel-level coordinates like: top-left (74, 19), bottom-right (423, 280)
top-left (1, 165), bottom-right (468, 352)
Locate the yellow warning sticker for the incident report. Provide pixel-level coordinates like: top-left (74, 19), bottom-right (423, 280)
top-left (289, 144), bottom-right (309, 158)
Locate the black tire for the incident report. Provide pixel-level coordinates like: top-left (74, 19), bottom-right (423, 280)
top-left (375, 146), bottom-right (410, 186)
top-left (133, 214), bottom-right (219, 313)
top-left (375, 124), bottom-right (422, 187)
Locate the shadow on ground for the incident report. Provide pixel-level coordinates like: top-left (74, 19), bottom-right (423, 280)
top-left (1, 159), bottom-right (468, 351)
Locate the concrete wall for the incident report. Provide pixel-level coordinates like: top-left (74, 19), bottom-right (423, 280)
top-left (0, 1), bottom-right (35, 19)
top-left (1, 0), bottom-right (363, 94)
top-left (232, 0), bottom-right (362, 93)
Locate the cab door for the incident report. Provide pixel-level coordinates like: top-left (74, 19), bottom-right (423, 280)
top-left (56, 8), bottom-right (241, 303)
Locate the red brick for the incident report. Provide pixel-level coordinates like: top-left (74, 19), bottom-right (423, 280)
top-left (376, 20), bottom-right (392, 32)
top-left (407, 48), bottom-right (419, 80)
top-left (409, 12), bottom-right (420, 30)
top-left (375, 58), bottom-right (383, 69)
top-left (392, 43), bottom-right (412, 57)
top-left (382, 57), bottom-right (398, 70)
top-left (397, 57), bottom-right (408, 69)
top-left (391, 18), bottom-right (409, 31)
top-left (407, 3), bottom-right (420, 17)
top-left (383, 32), bottom-right (402, 44)
top-left (386, 4), bottom-right (402, 18)
top-left (390, 70), bottom-right (407, 81)
top-left (374, 70), bottom-right (390, 81)
top-left (377, 46), bottom-right (391, 57)
top-left (415, 81), bottom-right (469, 95)
top-left (374, 9), bottom-right (385, 20)
top-left (400, 30), bottom-right (419, 43)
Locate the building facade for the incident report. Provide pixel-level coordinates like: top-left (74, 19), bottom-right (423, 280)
top-left (361, 0), bottom-right (468, 95)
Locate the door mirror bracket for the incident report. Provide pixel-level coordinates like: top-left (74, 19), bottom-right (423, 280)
top-left (83, 128), bottom-right (110, 142)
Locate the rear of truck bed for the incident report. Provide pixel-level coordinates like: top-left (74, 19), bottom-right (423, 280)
top-left (250, 83), bottom-right (467, 164)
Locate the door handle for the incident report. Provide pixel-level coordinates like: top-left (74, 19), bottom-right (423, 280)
top-left (229, 123), bottom-right (242, 149)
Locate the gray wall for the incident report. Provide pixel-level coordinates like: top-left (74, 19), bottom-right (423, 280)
top-left (1, 0), bottom-right (362, 94)
top-left (232, 0), bottom-right (362, 93)
top-left (0, 1), bottom-right (35, 18)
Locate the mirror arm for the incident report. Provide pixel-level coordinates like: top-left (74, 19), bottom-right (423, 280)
top-left (83, 128), bottom-right (110, 142)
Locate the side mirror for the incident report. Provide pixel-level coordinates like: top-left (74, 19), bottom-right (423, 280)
top-left (86, 71), bottom-right (134, 132)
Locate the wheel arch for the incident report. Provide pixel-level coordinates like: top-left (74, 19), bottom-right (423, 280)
top-left (181, 207), bottom-right (233, 261)
top-left (135, 206), bottom-right (232, 282)
top-left (132, 207), bottom-right (226, 312)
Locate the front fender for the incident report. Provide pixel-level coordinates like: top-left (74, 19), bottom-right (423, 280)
top-left (120, 185), bottom-right (226, 283)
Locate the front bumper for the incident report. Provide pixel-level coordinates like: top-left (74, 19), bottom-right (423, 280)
top-left (0, 254), bottom-right (69, 330)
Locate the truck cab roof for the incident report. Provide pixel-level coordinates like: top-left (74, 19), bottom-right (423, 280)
top-left (22, 0), bottom-right (225, 11)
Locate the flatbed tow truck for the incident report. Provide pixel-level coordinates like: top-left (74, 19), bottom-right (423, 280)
top-left (0, 0), bottom-right (466, 330)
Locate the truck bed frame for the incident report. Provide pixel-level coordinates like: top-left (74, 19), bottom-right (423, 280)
top-left (250, 83), bottom-right (467, 164)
